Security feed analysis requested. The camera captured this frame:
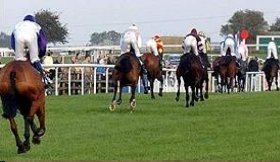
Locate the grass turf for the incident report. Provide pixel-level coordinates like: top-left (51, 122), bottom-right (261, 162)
top-left (0, 92), bottom-right (279, 160)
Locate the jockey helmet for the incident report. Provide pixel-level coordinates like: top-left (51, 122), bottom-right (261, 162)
top-left (128, 24), bottom-right (138, 31)
top-left (23, 14), bottom-right (36, 22)
top-left (227, 34), bottom-right (234, 38)
top-left (191, 28), bottom-right (198, 35)
top-left (154, 35), bottom-right (160, 39)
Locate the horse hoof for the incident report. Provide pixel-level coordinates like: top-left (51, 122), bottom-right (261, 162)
top-left (190, 102), bottom-right (194, 106)
top-left (194, 97), bottom-right (199, 102)
top-left (144, 90), bottom-right (148, 94)
top-left (117, 99), bottom-right (122, 105)
top-left (158, 92), bottom-right (163, 97)
top-left (17, 147), bottom-right (27, 154)
top-left (186, 104), bottom-right (189, 108)
top-left (37, 129), bottom-right (45, 137)
top-left (109, 101), bottom-right (117, 112)
top-left (130, 99), bottom-right (136, 110)
top-left (204, 94), bottom-right (209, 99)
top-left (175, 97), bottom-right (179, 102)
top-left (151, 96), bottom-right (155, 99)
top-left (32, 136), bottom-right (41, 145)
top-left (200, 98), bottom-right (205, 101)
top-left (23, 141), bottom-right (30, 152)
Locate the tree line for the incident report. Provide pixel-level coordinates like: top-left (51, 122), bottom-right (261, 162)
top-left (1, 9), bottom-right (280, 48)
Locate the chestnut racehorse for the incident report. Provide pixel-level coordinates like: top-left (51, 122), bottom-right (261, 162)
top-left (142, 52), bottom-right (163, 99)
top-left (0, 60), bottom-right (46, 154)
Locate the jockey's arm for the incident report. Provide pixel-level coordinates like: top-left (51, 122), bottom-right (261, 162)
top-left (38, 29), bottom-right (47, 58)
top-left (10, 32), bottom-right (15, 50)
top-left (137, 34), bottom-right (142, 48)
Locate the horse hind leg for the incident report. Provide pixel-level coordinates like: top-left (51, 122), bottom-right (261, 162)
top-left (117, 85), bottom-right (123, 105)
top-left (8, 118), bottom-right (26, 154)
top-left (23, 117), bottom-right (31, 152)
top-left (150, 79), bottom-right (155, 99)
top-left (158, 76), bottom-right (164, 97)
top-left (109, 82), bottom-right (118, 111)
top-left (129, 86), bottom-right (137, 111)
top-left (275, 75), bottom-right (279, 91)
top-left (175, 76), bottom-right (181, 102)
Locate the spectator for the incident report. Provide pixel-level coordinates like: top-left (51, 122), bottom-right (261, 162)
top-left (71, 52), bottom-right (80, 64)
top-left (43, 50), bottom-right (54, 72)
top-left (82, 53), bottom-right (93, 74)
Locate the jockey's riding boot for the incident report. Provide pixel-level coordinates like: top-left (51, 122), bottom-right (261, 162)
top-left (32, 61), bottom-right (51, 88)
top-left (198, 55), bottom-right (204, 68)
top-left (138, 57), bottom-right (147, 74)
top-left (236, 61), bottom-right (240, 69)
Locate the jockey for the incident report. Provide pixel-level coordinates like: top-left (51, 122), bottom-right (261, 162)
top-left (11, 14), bottom-right (50, 87)
top-left (221, 34), bottom-right (238, 57)
top-left (238, 39), bottom-right (249, 61)
top-left (120, 24), bottom-right (148, 93)
top-left (182, 28), bottom-right (204, 65)
top-left (120, 24), bottom-right (146, 72)
top-left (146, 35), bottom-right (164, 68)
top-left (267, 38), bottom-right (278, 60)
top-left (198, 31), bottom-right (207, 54)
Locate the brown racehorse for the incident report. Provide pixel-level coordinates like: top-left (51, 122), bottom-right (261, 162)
top-left (213, 49), bottom-right (238, 94)
top-left (109, 52), bottom-right (141, 111)
top-left (198, 52), bottom-right (211, 100)
top-left (0, 61), bottom-right (46, 154)
top-left (175, 53), bottom-right (203, 107)
top-left (262, 58), bottom-right (279, 91)
top-left (141, 52), bottom-right (163, 99)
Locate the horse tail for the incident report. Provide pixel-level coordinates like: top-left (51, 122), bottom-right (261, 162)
top-left (10, 71), bottom-right (16, 93)
top-left (1, 71), bottom-right (17, 118)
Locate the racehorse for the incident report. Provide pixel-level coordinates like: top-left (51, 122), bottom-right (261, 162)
top-left (248, 58), bottom-right (259, 72)
top-left (212, 48), bottom-right (238, 93)
top-left (237, 59), bottom-right (248, 92)
top-left (109, 52), bottom-right (141, 111)
top-left (198, 52), bottom-right (211, 100)
top-left (141, 52), bottom-right (163, 99)
top-left (262, 57), bottom-right (279, 91)
top-left (175, 53), bottom-right (203, 107)
top-left (0, 61), bottom-right (46, 154)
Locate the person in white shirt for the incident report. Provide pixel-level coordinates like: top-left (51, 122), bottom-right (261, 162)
top-left (238, 39), bottom-right (249, 61)
top-left (267, 38), bottom-right (278, 60)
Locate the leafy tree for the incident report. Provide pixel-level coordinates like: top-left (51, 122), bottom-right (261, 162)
top-left (270, 17), bottom-right (280, 31)
top-left (89, 30), bottom-right (121, 45)
top-left (220, 9), bottom-right (268, 43)
top-left (0, 32), bottom-right (11, 48)
top-left (35, 9), bottom-right (68, 45)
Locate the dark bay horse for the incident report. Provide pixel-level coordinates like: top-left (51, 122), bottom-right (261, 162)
top-left (262, 58), bottom-right (279, 91)
top-left (109, 52), bottom-right (141, 111)
top-left (175, 53), bottom-right (203, 107)
top-left (141, 52), bottom-right (163, 99)
top-left (237, 59), bottom-right (248, 92)
top-left (248, 58), bottom-right (259, 72)
top-left (212, 49), bottom-right (238, 93)
top-left (198, 52), bottom-right (211, 100)
top-left (0, 61), bottom-right (46, 154)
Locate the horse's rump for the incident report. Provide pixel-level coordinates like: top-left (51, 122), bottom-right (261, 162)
top-left (142, 52), bottom-right (161, 78)
top-left (112, 52), bottom-right (141, 86)
top-left (248, 59), bottom-right (259, 72)
top-left (115, 53), bottom-right (136, 73)
top-left (177, 53), bottom-right (202, 79)
top-left (219, 56), bottom-right (236, 66)
top-left (0, 61), bottom-right (44, 118)
top-left (262, 58), bottom-right (279, 72)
